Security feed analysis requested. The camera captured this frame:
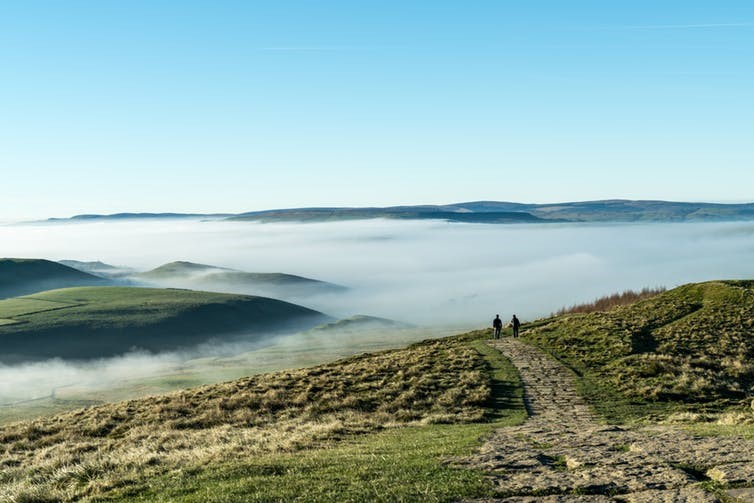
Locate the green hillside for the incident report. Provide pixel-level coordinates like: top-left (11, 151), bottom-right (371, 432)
top-left (0, 258), bottom-right (109, 299)
top-left (0, 333), bottom-right (525, 502)
top-left (0, 286), bottom-right (329, 362)
top-left (135, 261), bottom-right (346, 296)
top-left (523, 280), bottom-right (754, 421)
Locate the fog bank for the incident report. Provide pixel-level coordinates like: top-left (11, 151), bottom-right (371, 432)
top-left (3, 218), bottom-right (754, 325)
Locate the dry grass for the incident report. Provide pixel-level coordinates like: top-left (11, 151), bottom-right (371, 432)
top-left (0, 337), bottom-right (492, 502)
top-left (553, 287), bottom-right (666, 315)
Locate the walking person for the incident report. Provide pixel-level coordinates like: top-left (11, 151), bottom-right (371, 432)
top-left (511, 314), bottom-right (521, 338)
top-left (492, 314), bottom-right (503, 339)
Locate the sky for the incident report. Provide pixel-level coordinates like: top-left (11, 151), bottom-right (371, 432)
top-left (1, 1), bottom-right (753, 219)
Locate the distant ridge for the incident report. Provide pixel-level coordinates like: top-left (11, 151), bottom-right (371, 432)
top-left (133, 261), bottom-right (346, 297)
top-left (47, 212), bottom-right (232, 221)
top-left (42, 199), bottom-right (754, 224)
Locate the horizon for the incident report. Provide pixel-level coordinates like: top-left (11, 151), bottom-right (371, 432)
top-left (2, 1), bottom-right (753, 219)
top-left (12, 196), bottom-right (754, 223)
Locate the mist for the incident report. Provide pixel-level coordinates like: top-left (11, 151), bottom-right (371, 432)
top-left (2, 217), bottom-right (754, 418)
top-left (3, 218), bottom-right (754, 325)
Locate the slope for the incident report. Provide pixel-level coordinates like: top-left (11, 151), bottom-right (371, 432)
top-left (0, 332), bottom-right (525, 502)
top-left (0, 286), bottom-right (329, 362)
top-left (0, 258), bottom-right (110, 299)
top-left (523, 280), bottom-right (754, 420)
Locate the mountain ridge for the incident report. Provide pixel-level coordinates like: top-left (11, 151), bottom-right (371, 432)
top-left (42, 199), bottom-right (754, 224)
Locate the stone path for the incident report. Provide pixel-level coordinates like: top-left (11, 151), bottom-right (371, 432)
top-left (457, 338), bottom-right (754, 502)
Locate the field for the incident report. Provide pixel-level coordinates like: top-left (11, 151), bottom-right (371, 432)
top-left (0, 286), bottom-right (328, 361)
top-left (0, 332), bottom-right (526, 502)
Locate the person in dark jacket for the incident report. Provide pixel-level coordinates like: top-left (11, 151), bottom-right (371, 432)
top-left (511, 314), bottom-right (521, 337)
top-left (492, 314), bottom-right (503, 339)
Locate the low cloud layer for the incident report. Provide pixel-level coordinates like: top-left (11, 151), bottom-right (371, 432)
top-left (3, 218), bottom-right (754, 325)
top-left (2, 218), bottom-right (753, 415)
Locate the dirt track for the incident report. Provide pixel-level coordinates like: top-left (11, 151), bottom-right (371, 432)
top-left (458, 338), bottom-right (754, 502)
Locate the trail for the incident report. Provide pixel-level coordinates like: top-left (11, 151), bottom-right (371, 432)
top-left (459, 338), bottom-right (754, 502)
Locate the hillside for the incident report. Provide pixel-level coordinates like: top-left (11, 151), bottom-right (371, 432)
top-left (0, 258), bottom-right (109, 299)
top-left (523, 280), bottom-right (754, 420)
top-left (0, 286), bottom-right (329, 362)
top-left (0, 333), bottom-right (525, 502)
top-left (134, 261), bottom-right (346, 297)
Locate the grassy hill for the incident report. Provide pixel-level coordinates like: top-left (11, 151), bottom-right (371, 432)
top-left (522, 280), bottom-right (754, 421)
top-left (0, 333), bottom-right (525, 502)
top-left (134, 261), bottom-right (346, 297)
top-left (307, 314), bottom-right (412, 333)
top-left (0, 258), bottom-right (109, 299)
top-left (0, 286), bottom-right (329, 362)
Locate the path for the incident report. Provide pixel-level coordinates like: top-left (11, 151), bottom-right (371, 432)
top-left (458, 338), bottom-right (754, 502)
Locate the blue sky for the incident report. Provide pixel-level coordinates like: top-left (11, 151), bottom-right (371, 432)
top-left (1, 1), bottom-right (753, 218)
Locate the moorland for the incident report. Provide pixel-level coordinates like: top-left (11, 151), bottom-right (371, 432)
top-left (1, 276), bottom-right (754, 501)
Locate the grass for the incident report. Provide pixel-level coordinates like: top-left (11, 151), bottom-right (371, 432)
top-left (523, 280), bottom-right (754, 423)
top-left (0, 331), bottom-right (525, 502)
top-left (0, 286), bottom-right (327, 361)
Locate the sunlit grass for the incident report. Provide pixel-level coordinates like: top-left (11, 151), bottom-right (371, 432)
top-left (0, 332), bottom-right (525, 502)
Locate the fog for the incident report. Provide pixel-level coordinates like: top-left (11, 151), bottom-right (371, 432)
top-left (2, 217), bottom-right (754, 417)
top-left (3, 218), bottom-right (754, 325)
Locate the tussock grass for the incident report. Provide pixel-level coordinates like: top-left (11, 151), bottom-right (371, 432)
top-left (0, 333), bottom-right (524, 502)
top-left (525, 281), bottom-right (754, 422)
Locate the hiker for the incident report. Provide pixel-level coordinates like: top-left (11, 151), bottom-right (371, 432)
top-left (511, 314), bottom-right (521, 337)
top-left (492, 314), bottom-right (503, 339)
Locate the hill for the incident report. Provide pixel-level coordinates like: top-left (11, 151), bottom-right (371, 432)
top-left (307, 314), bottom-right (412, 333)
top-left (0, 333), bottom-right (525, 501)
top-left (58, 259), bottom-right (134, 279)
top-left (0, 286), bottom-right (329, 362)
top-left (41, 199), bottom-right (754, 225)
top-left (0, 258), bottom-right (109, 299)
top-left (523, 280), bottom-right (754, 421)
top-left (134, 261), bottom-right (346, 297)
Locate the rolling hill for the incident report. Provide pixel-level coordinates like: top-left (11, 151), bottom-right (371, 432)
top-left (0, 286), bottom-right (329, 362)
top-left (0, 258), bottom-right (110, 299)
top-left (523, 280), bottom-right (754, 420)
top-left (58, 259), bottom-right (134, 279)
top-left (133, 261), bottom-right (346, 298)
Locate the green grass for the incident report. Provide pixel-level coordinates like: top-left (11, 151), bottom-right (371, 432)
top-left (95, 424), bottom-right (499, 503)
top-left (0, 297), bottom-right (79, 317)
top-left (0, 331), bottom-right (525, 502)
top-left (522, 280), bottom-right (754, 423)
top-left (0, 286), bottom-right (327, 361)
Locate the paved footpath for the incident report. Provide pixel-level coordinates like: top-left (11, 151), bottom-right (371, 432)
top-left (457, 338), bottom-right (754, 503)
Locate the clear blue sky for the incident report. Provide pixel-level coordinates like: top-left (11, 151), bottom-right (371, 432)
top-left (2, 1), bottom-right (752, 218)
